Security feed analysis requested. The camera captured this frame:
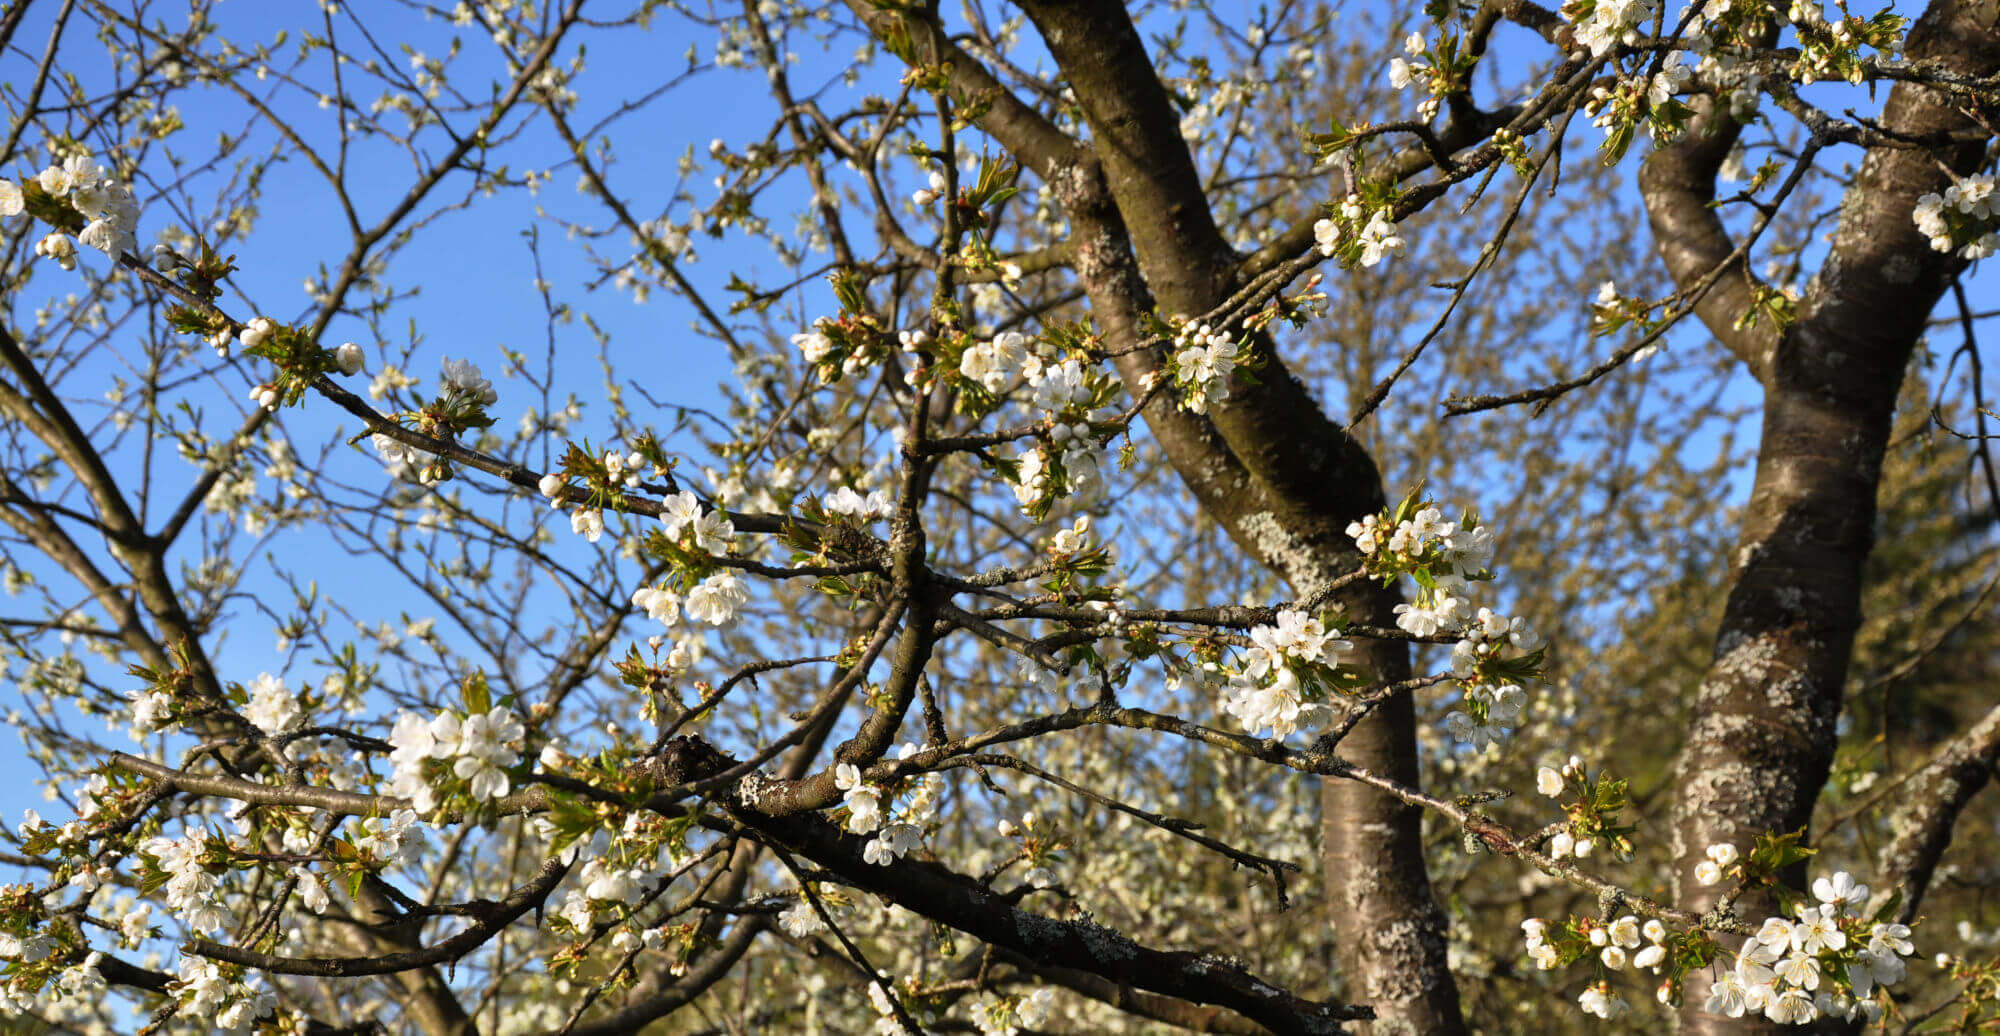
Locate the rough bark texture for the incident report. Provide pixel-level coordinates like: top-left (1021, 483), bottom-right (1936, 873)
top-left (1643, 0), bottom-right (2000, 1028)
top-left (1637, 100), bottom-right (1779, 382)
top-left (1876, 703), bottom-right (2000, 922)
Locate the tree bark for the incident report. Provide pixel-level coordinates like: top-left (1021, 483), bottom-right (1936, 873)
top-left (1645, 0), bottom-right (2000, 1028)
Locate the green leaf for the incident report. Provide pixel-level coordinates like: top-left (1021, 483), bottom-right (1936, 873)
top-left (1872, 887), bottom-right (1904, 924)
top-left (1592, 776), bottom-right (1628, 813)
top-left (462, 671), bottom-right (493, 715)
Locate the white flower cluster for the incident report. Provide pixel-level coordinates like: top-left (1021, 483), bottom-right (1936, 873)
top-left (794, 317), bottom-right (897, 381)
top-left (1015, 440), bottom-right (1099, 511)
top-left (237, 317), bottom-right (278, 351)
top-left (1314, 195), bottom-right (1405, 267)
top-left (1670, 0), bottom-right (1769, 121)
top-left (869, 980), bottom-right (914, 1036)
top-left (546, 448), bottom-right (652, 541)
top-left (1529, 869), bottom-right (1918, 1025)
top-left (173, 958), bottom-right (276, 1033)
top-left (1350, 504), bottom-right (1538, 749)
top-left (1701, 872), bottom-right (1914, 1024)
top-left (1360, 210), bottom-right (1408, 266)
top-left (1048, 515), bottom-right (1096, 556)
top-left (630, 584), bottom-right (681, 626)
top-left (243, 672), bottom-right (305, 736)
top-left (687, 571), bottom-right (748, 626)
top-left (632, 568), bottom-right (747, 629)
top-left (1441, 617), bottom-right (1538, 750)
top-left (1576, 980), bottom-right (1630, 1019)
top-left (960, 331), bottom-right (1032, 394)
top-left (1536, 756), bottom-right (1620, 858)
top-left (1169, 321), bottom-right (1240, 414)
top-left (936, 331), bottom-right (1113, 511)
top-left (970, 987), bottom-right (1056, 1036)
top-left (387, 706), bottom-right (525, 810)
top-left (1609, 916), bottom-right (1669, 970)
top-left (140, 829), bottom-right (228, 933)
top-left (1014, 371), bottom-right (1117, 509)
top-left (440, 357), bottom-right (498, 406)
top-left (661, 490), bottom-right (736, 553)
top-left (909, 168), bottom-right (948, 206)
top-left (1388, 33), bottom-right (1427, 91)
top-left (353, 808), bottom-right (424, 867)
top-left (1218, 609), bottom-right (1353, 739)
top-left (1525, 913), bottom-right (1675, 985)
top-left (1349, 505), bottom-right (1495, 590)
top-left (1570, 0), bottom-right (1657, 57)
top-left (601, 449), bottom-right (647, 490)
top-left (370, 364), bottom-right (418, 400)
top-left (36, 956), bottom-right (106, 1012)
top-left (822, 485), bottom-right (893, 521)
top-left (0, 149), bottom-right (141, 270)
top-left (372, 432), bottom-right (436, 485)
top-left (1649, 52), bottom-right (1694, 107)
top-left (569, 507), bottom-right (606, 542)
top-left (778, 893), bottom-right (829, 937)
top-left (792, 328), bottom-right (832, 363)
top-left (960, 332), bottom-right (1101, 418)
top-left (363, 358), bottom-right (495, 483)
top-left (31, 226), bottom-right (76, 269)
top-left (1585, 52), bottom-right (1699, 145)
top-left (118, 902), bottom-right (152, 946)
top-left (1913, 173), bottom-right (1998, 260)
top-left (1029, 358), bottom-right (1094, 416)
top-left (1386, 33), bottom-right (1447, 119)
top-left (0, 924), bottom-right (53, 967)
top-left (1694, 840), bottom-right (1740, 884)
top-left (551, 855), bottom-right (652, 935)
top-left (834, 752), bottom-right (941, 866)
top-left (292, 865), bottom-right (329, 913)
top-left (1536, 757), bottom-right (1578, 797)
top-left (128, 686), bottom-right (179, 739)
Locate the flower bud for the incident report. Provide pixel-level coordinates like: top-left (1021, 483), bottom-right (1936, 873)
top-left (239, 317), bottom-right (276, 349)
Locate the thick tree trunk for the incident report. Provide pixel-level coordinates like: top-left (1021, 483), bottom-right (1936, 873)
top-left (1642, 1), bottom-right (2000, 1028)
top-left (1319, 609), bottom-right (1458, 1033)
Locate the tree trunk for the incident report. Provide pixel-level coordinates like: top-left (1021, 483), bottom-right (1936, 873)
top-left (1644, 0), bottom-right (2000, 1027)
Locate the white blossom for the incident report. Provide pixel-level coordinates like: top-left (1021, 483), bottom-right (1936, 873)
top-left (243, 672), bottom-right (305, 736)
top-left (440, 357), bottom-right (498, 405)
